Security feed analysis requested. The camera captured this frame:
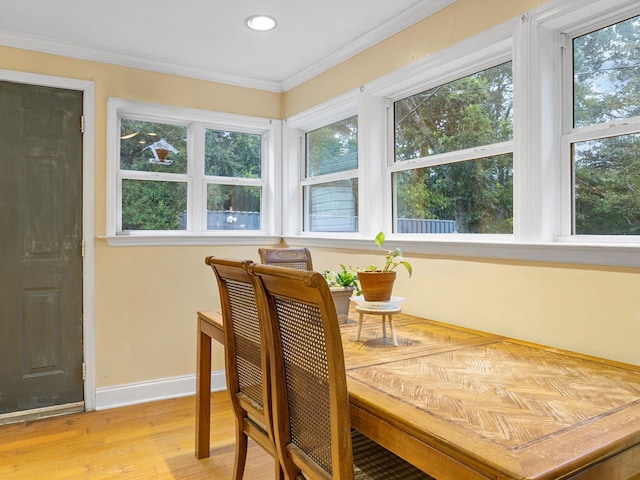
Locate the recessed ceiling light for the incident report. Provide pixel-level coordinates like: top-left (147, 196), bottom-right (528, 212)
top-left (245, 14), bottom-right (277, 32)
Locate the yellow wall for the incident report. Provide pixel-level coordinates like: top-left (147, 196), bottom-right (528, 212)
top-left (308, 249), bottom-right (640, 366)
top-left (2, 0), bottom-right (638, 397)
top-left (94, 244), bottom-right (263, 387)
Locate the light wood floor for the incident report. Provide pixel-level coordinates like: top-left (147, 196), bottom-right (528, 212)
top-left (0, 391), bottom-right (275, 479)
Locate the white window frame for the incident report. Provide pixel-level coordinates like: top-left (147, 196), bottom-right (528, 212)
top-left (386, 59), bottom-right (514, 240)
top-left (302, 114), bottom-right (359, 233)
top-left (106, 98), bottom-right (281, 246)
top-left (284, 0), bottom-right (640, 267)
top-left (558, 5), bottom-right (640, 243)
top-left (283, 89), bottom-right (360, 238)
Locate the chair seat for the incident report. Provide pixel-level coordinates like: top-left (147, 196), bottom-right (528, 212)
top-left (297, 431), bottom-right (434, 479)
top-left (351, 430), bottom-right (434, 479)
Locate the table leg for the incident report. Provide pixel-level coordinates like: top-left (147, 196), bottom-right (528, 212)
top-left (195, 319), bottom-right (212, 459)
top-left (381, 315), bottom-right (387, 339)
top-left (389, 315), bottom-right (398, 346)
top-left (356, 312), bottom-right (364, 341)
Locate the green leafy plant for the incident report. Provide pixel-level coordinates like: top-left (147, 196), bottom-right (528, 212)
top-left (322, 264), bottom-right (361, 294)
top-left (352, 231), bottom-right (413, 277)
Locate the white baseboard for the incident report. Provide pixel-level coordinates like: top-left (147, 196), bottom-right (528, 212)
top-left (95, 369), bottom-right (226, 410)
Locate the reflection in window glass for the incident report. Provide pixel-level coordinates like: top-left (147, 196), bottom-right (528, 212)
top-left (205, 129), bottom-right (262, 178)
top-left (121, 179), bottom-right (187, 230)
top-left (573, 15), bottom-right (640, 128)
top-left (206, 184), bottom-right (261, 231)
top-left (574, 134), bottom-right (640, 235)
top-left (394, 155), bottom-right (513, 234)
top-left (306, 116), bottom-right (358, 177)
top-left (305, 179), bottom-right (358, 232)
top-left (120, 119), bottom-right (187, 174)
top-left (395, 62), bottom-right (512, 162)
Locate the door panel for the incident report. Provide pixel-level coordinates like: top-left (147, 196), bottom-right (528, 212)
top-left (0, 81), bottom-right (84, 415)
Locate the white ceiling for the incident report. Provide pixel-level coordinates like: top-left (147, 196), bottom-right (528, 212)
top-left (0, 0), bottom-right (454, 92)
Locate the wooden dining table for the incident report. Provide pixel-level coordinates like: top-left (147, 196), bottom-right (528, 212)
top-left (195, 308), bottom-right (640, 480)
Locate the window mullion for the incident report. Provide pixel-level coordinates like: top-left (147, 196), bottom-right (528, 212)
top-left (559, 32), bottom-right (574, 237)
top-left (190, 123), bottom-right (204, 233)
top-left (359, 91), bottom-right (386, 236)
top-left (513, 14), bottom-right (561, 243)
top-left (282, 127), bottom-right (303, 237)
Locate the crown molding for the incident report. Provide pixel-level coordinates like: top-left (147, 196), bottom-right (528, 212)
top-left (0, 29), bottom-right (284, 92)
top-left (0, 0), bottom-right (454, 94)
top-left (280, 0), bottom-right (456, 91)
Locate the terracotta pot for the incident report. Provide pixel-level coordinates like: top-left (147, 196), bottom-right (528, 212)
top-left (357, 271), bottom-right (396, 302)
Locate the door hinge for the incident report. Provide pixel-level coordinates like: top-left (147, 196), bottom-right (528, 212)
top-left (80, 115), bottom-right (85, 134)
top-left (82, 362), bottom-right (86, 381)
top-left (81, 239), bottom-right (86, 257)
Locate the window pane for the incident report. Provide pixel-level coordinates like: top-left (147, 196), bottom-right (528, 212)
top-left (205, 129), bottom-right (261, 178)
top-left (120, 119), bottom-right (187, 174)
top-left (394, 155), bottom-right (513, 234)
top-left (574, 134), bottom-right (640, 235)
top-left (306, 116), bottom-right (358, 177)
top-left (573, 15), bottom-right (640, 128)
top-left (395, 62), bottom-right (513, 162)
top-left (206, 184), bottom-right (261, 230)
top-left (305, 179), bottom-right (358, 232)
top-left (121, 179), bottom-right (187, 230)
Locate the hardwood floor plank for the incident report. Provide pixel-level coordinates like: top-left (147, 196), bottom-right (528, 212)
top-left (0, 392), bottom-right (275, 479)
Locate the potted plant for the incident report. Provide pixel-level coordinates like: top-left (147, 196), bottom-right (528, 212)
top-left (322, 264), bottom-right (359, 322)
top-left (350, 231), bottom-right (412, 302)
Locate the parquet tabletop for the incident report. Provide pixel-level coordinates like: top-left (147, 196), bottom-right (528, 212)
top-left (343, 313), bottom-right (640, 480)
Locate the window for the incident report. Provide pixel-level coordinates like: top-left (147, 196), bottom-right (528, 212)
top-left (303, 116), bottom-right (358, 232)
top-left (204, 128), bottom-right (263, 231)
top-left (283, 0), bottom-right (640, 267)
top-left (107, 99), bottom-right (278, 243)
top-left (392, 62), bottom-right (513, 234)
top-left (119, 119), bottom-right (188, 231)
top-left (567, 14), bottom-right (640, 236)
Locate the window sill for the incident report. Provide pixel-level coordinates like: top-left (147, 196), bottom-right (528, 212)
top-left (98, 232), bottom-right (640, 268)
top-left (284, 235), bottom-right (640, 269)
top-left (99, 233), bottom-right (282, 247)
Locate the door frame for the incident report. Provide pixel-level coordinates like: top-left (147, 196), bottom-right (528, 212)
top-left (0, 69), bottom-right (96, 411)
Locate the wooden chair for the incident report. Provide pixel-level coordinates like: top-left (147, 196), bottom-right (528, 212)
top-left (204, 257), bottom-right (283, 480)
top-left (249, 264), bottom-right (434, 480)
top-left (258, 247), bottom-right (313, 270)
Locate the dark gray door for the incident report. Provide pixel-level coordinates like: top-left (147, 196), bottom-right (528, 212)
top-left (0, 81), bottom-right (84, 415)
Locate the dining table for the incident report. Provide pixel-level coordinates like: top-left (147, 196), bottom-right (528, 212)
top-left (195, 307), bottom-right (640, 480)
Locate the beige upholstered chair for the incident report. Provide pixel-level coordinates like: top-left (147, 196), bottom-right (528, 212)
top-left (204, 257), bottom-right (283, 480)
top-left (249, 264), bottom-right (434, 480)
top-left (258, 247), bottom-right (313, 270)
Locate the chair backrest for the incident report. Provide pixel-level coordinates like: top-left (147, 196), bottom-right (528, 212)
top-left (204, 257), bottom-right (273, 437)
top-left (258, 247), bottom-right (313, 271)
top-left (250, 263), bottom-right (354, 480)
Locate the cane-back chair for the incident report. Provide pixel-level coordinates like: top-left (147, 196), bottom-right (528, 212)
top-left (204, 256), bottom-right (283, 480)
top-left (249, 264), bottom-right (434, 480)
top-left (258, 247), bottom-right (313, 270)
